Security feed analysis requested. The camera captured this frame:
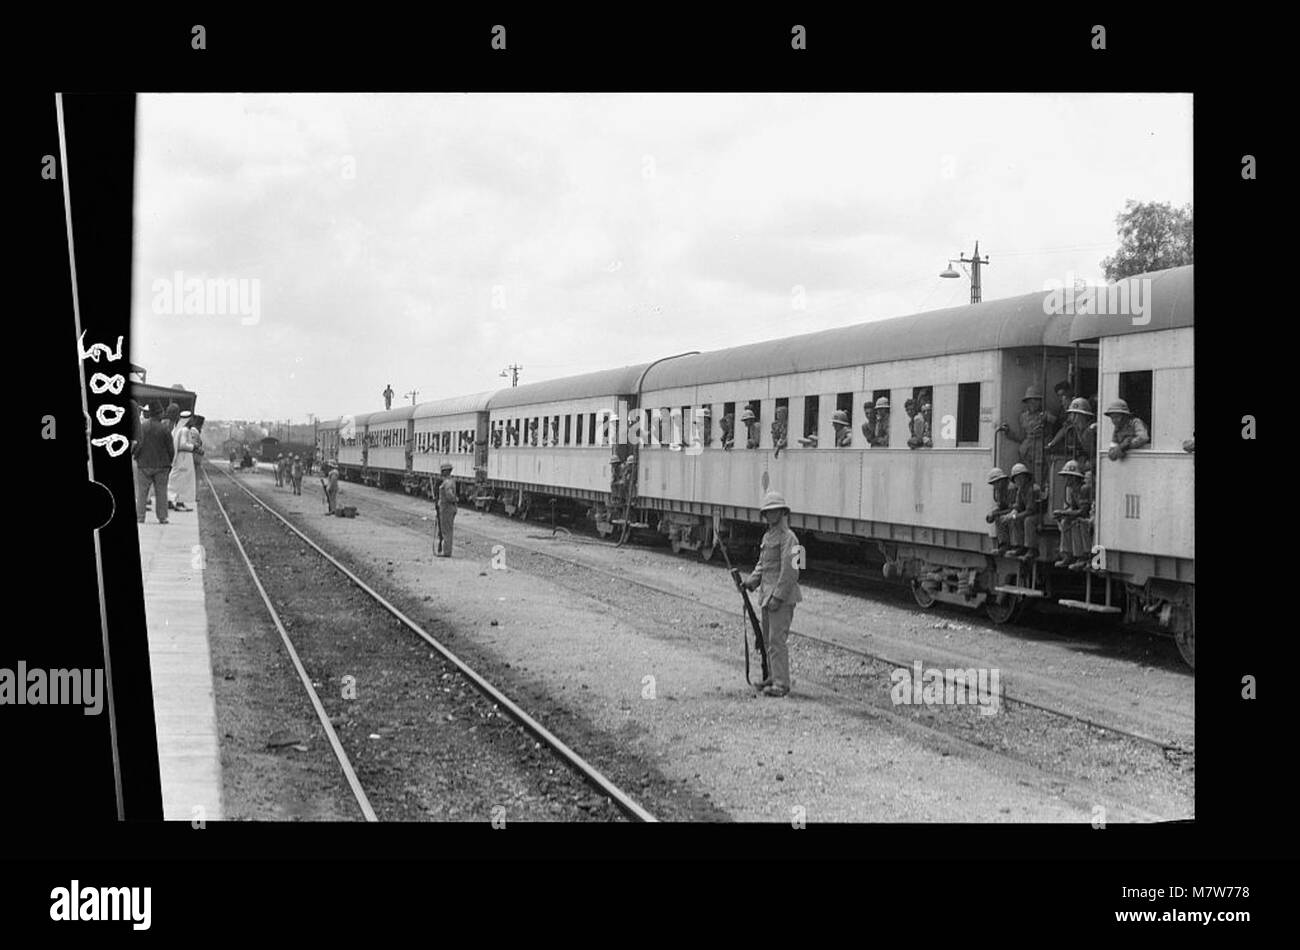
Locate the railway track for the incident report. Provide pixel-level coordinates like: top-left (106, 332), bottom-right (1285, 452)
top-left (203, 464), bottom-right (658, 822)
top-left (325, 481), bottom-right (1191, 755)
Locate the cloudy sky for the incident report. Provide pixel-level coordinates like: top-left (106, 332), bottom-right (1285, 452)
top-left (130, 93), bottom-right (1192, 422)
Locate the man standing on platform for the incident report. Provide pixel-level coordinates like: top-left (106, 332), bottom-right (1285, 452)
top-left (434, 463), bottom-right (458, 557)
top-left (133, 404), bottom-right (175, 524)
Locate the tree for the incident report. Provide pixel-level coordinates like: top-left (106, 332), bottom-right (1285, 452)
top-left (1100, 200), bottom-right (1193, 281)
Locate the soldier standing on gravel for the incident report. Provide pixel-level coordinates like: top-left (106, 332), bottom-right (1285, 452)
top-left (743, 491), bottom-right (803, 698)
top-left (324, 463), bottom-right (339, 515)
top-left (434, 463), bottom-right (459, 557)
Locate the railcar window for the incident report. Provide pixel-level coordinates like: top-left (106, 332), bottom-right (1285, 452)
top-left (835, 393), bottom-right (853, 447)
top-left (698, 404), bottom-right (712, 447)
top-left (1117, 370), bottom-right (1154, 442)
top-left (589, 412), bottom-right (598, 446)
top-left (678, 405), bottom-right (690, 449)
top-left (773, 397), bottom-right (789, 453)
top-left (956, 382), bottom-right (980, 445)
top-left (907, 386), bottom-right (933, 449)
top-left (722, 402), bottom-right (736, 450)
top-left (744, 400), bottom-right (761, 449)
top-left (802, 395), bottom-right (819, 447)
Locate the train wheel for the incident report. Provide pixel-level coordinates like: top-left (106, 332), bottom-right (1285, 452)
top-left (911, 581), bottom-right (937, 609)
top-left (985, 592), bottom-right (1023, 625)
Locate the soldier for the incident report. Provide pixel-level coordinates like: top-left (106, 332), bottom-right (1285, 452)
top-left (324, 462), bottom-right (339, 514)
top-left (383, 384), bottom-right (394, 410)
top-left (1052, 381), bottom-right (1074, 420)
top-left (868, 396), bottom-right (891, 446)
top-left (1001, 462), bottom-right (1044, 561)
top-left (434, 463), bottom-right (459, 557)
top-left (771, 405), bottom-right (789, 457)
top-left (291, 454), bottom-right (304, 495)
top-left (528, 418), bottom-right (539, 447)
top-left (997, 385), bottom-right (1054, 483)
top-left (1046, 397), bottom-right (1098, 473)
top-left (699, 405), bottom-right (713, 448)
top-left (1052, 461), bottom-right (1093, 570)
top-left (1104, 399), bottom-right (1151, 461)
top-left (720, 412), bottom-right (735, 451)
top-left (832, 409), bottom-right (852, 447)
top-left (908, 398), bottom-right (931, 449)
top-left (275, 453), bottom-right (285, 487)
top-left (741, 491), bottom-right (803, 698)
top-left (860, 401), bottom-right (876, 443)
top-left (742, 406), bottom-right (760, 449)
top-left (986, 467), bottom-right (1013, 555)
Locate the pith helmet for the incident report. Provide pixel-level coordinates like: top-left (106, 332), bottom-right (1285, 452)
top-left (701, 406), bottom-right (712, 416)
top-left (1104, 399), bottom-right (1131, 417)
top-left (440, 463), bottom-right (454, 473)
top-left (1060, 460), bottom-right (1084, 478)
top-left (1022, 385), bottom-right (1043, 401)
top-left (1010, 462), bottom-right (1031, 478)
top-left (987, 467), bottom-right (1008, 484)
top-left (741, 407), bottom-right (756, 422)
top-left (832, 409), bottom-right (849, 426)
top-left (1067, 397), bottom-right (1095, 416)
top-left (760, 490), bottom-right (790, 513)
top-left (874, 396), bottom-right (890, 410)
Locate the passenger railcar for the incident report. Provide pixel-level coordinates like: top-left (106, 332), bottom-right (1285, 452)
top-left (323, 265), bottom-right (1194, 664)
top-left (484, 365), bottom-right (649, 524)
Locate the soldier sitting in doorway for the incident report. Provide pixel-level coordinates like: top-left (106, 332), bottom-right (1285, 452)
top-left (1052, 461), bottom-right (1093, 571)
top-left (1000, 462), bottom-right (1045, 561)
top-left (986, 467), bottom-right (1013, 556)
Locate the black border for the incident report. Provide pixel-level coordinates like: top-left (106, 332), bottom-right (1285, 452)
top-left (8, 7), bottom-right (1283, 932)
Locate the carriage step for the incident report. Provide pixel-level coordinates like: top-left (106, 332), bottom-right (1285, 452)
top-left (473, 495), bottom-right (496, 502)
top-left (611, 520), bottom-right (650, 528)
top-left (994, 585), bottom-right (1045, 598)
top-left (1057, 599), bottom-right (1121, 613)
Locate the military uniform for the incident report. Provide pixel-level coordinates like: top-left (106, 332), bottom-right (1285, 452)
top-left (744, 492), bottom-right (802, 696)
top-left (325, 468), bottom-right (339, 513)
top-left (720, 413), bottom-right (735, 451)
top-left (291, 457), bottom-right (304, 495)
top-left (868, 397), bottom-right (891, 447)
top-left (1106, 407), bottom-right (1150, 459)
top-left (1000, 464), bottom-right (1044, 558)
top-left (434, 466), bottom-right (458, 557)
top-left (771, 406), bottom-right (788, 457)
top-left (985, 469), bottom-right (1012, 552)
top-left (1001, 386), bottom-right (1055, 483)
top-left (1053, 462), bottom-right (1092, 567)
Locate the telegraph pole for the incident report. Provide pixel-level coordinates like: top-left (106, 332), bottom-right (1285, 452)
top-left (500, 364), bottom-right (523, 387)
top-left (960, 241), bottom-right (989, 304)
top-left (406, 389), bottom-right (419, 406)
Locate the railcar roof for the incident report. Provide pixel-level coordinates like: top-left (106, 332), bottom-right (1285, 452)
top-left (638, 284), bottom-right (1084, 392)
top-left (1068, 265), bottom-right (1193, 342)
top-left (487, 364), bottom-right (651, 410)
top-left (413, 390), bottom-right (498, 419)
top-left (342, 411), bottom-right (377, 428)
top-left (366, 405), bottom-right (417, 425)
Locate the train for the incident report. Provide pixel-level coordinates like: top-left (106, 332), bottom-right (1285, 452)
top-left (316, 265), bottom-right (1194, 667)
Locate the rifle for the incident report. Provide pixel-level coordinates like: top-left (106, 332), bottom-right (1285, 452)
top-left (432, 476), bottom-right (444, 555)
top-left (717, 538), bottom-right (770, 687)
top-left (320, 478), bottom-right (329, 513)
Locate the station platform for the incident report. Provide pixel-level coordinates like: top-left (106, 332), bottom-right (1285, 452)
top-left (138, 506), bottom-right (224, 821)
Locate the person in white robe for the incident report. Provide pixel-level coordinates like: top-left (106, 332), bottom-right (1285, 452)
top-left (168, 412), bottom-right (198, 510)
